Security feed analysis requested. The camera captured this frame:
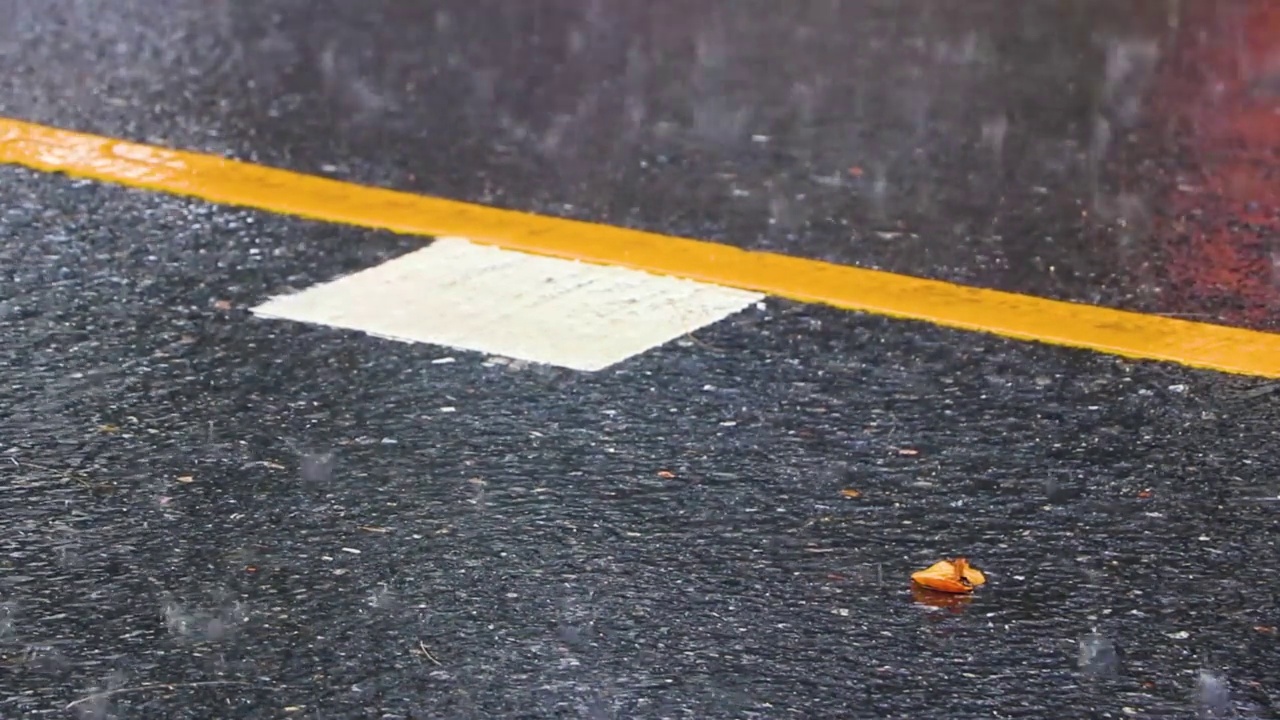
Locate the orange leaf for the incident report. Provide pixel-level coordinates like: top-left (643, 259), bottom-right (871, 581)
top-left (657, 470), bottom-right (676, 479)
top-left (840, 488), bottom-right (862, 498)
top-left (910, 557), bottom-right (986, 594)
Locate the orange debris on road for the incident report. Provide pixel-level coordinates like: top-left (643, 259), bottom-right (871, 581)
top-left (910, 557), bottom-right (986, 594)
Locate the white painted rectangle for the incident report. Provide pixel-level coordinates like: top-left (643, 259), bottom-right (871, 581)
top-left (251, 237), bottom-right (763, 371)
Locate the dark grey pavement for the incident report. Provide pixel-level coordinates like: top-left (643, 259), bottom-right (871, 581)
top-left (2, 2), bottom-right (1280, 719)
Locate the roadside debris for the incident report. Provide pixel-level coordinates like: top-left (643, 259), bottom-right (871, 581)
top-left (840, 488), bottom-right (862, 498)
top-left (1239, 382), bottom-right (1280, 399)
top-left (911, 557), bottom-right (986, 594)
top-left (412, 639), bottom-right (443, 666)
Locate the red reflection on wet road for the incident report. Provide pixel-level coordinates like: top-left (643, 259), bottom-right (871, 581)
top-left (910, 584), bottom-right (974, 614)
top-left (1155, 0), bottom-right (1280, 329)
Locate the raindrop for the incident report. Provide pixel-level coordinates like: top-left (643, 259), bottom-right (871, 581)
top-left (1078, 632), bottom-right (1118, 678)
top-left (24, 644), bottom-right (70, 674)
top-left (204, 594), bottom-right (247, 638)
top-left (317, 41), bottom-right (388, 125)
top-left (1101, 38), bottom-right (1160, 127)
top-left (1088, 115), bottom-right (1112, 206)
top-left (366, 584), bottom-right (396, 610)
top-left (1045, 477), bottom-right (1083, 504)
top-left (1044, 477), bottom-right (1060, 500)
top-left (791, 81), bottom-right (820, 129)
top-left (557, 623), bottom-right (584, 647)
top-left (841, 563), bottom-right (884, 586)
top-left (1111, 193), bottom-right (1151, 243)
top-left (470, 67), bottom-right (498, 106)
top-left (691, 100), bottom-right (751, 148)
top-left (1090, 115), bottom-right (1111, 169)
top-left (582, 690), bottom-right (613, 720)
top-left (1196, 669), bottom-right (1233, 719)
top-left (694, 27), bottom-right (730, 72)
top-left (869, 163), bottom-right (890, 223)
top-left (769, 192), bottom-right (806, 232)
top-left (539, 113), bottom-right (573, 156)
top-left (981, 114), bottom-right (1008, 168)
top-left (204, 616), bottom-right (229, 642)
top-left (624, 42), bottom-right (647, 86)
top-left (623, 90), bottom-right (647, 134)
top-left (904, 84), bottom-right (932, 136)
top-left (71, 694), bottom-right (109, 720)
top-left (73, 670), bottom-right (128, 720)
top-left (301, 451), bottom-right (335, 487)
top-left (161, 598), bottom-right (194, 638)
top-left (0, 601), bottom-right (17, 641)
top-left (434, 9), bottom-right (452, 33)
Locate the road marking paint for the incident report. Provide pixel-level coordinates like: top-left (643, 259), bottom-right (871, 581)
top-left (252, 237), bottom-right (762, 371)
top-left (2, 116), bottom-right (1280, 378)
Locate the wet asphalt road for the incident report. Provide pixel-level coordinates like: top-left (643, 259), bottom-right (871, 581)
top-left (6, 0), bottom-right (1278, 326)
top-left (3, 1), bottom-right (1280, 719)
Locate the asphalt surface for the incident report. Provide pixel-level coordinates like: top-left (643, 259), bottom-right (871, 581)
top-left (2, 2), bottom-right (1280, 719)
top-left (6, 0), bottom-right (1278, 327)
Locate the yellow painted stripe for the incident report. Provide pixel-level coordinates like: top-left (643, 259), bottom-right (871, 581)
top-left (2, 116), bottom-right (1278, 378)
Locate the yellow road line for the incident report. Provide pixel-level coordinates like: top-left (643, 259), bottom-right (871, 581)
top-left (2, 116), bottom-right (1278, 378)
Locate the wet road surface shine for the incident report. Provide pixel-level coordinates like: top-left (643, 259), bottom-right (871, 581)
top-left (3, 2), bottom-right (1280, 718)
top-left (2, 116), bottom-right (1280, 378)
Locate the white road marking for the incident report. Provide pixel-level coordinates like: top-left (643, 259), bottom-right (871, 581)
top-left (250, 237), bottom-right (763, 371)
